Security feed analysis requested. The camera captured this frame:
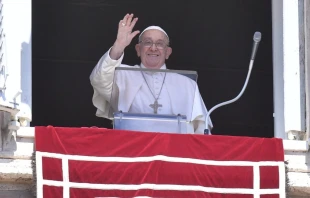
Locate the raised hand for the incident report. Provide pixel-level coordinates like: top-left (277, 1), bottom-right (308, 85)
top-left (117, 13), bottom-right (140, 48)
top-left (110, 13), bottom-right (140, 60)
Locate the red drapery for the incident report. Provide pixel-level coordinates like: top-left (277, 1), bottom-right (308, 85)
top-left (35, 126), bottom-right (285, 198)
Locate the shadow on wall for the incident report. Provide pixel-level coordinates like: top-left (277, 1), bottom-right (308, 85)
top-left (20, 35), bottom-right (32, 127)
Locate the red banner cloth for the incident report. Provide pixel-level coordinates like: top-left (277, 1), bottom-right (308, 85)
top-left (35, 126), bottom-right (285, 198)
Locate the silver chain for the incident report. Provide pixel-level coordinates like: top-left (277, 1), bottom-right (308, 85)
top-left (140, 71), bottom-right (166, 101)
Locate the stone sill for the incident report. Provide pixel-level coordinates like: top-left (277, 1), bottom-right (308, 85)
top-left (283, 139), bottom-right (309, 152)
top-left (17, 127), bottom-right (34, 138)
top-left (288, 172), bottom-right (310, 196)
top-left (0, 159), bottom-right (32, 183)
top-left (0, 183), bottom-right (33, 193)
top-left (0, 103), bottom-right (20, 116)
top-left (287, 163), bottom-right (310, 173)
top-left (0, 141), bottom-right (34, 160)
top-left (0, 189), bottom-right (34, 198)
top-left (14, 127), bottom-right (310, 149)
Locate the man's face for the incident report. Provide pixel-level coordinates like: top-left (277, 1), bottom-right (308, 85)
top-left (135, 30), bottom-right (172, 69)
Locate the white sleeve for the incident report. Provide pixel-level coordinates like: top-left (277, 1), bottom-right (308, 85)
top-left (89, 47), bottom-right (124, 118)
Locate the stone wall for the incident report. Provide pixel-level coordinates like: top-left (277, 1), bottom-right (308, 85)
top-left (284, 139), bottom-right (310, 197)
top-left (0, 127), bottom-right (34, 198)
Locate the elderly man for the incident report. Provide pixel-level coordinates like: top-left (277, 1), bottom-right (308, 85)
top-left (90, 13), bottom-right (212, 134)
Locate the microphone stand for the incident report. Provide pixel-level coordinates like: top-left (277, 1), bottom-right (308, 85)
top-left (204, 32), bottom-right (262, 135)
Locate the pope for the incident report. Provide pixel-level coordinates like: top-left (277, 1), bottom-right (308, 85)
top-left (89, 13), bottom-right (213, 134)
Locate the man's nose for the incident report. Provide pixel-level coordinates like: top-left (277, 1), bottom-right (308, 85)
top-left (150, 43), bottom-right (158, 51)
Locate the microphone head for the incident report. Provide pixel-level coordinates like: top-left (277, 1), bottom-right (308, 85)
top-left (253, 32), bottom-right (262, 42)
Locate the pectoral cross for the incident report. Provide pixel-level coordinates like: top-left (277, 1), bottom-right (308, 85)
top-left (149, 100), bottom-right (162, 114)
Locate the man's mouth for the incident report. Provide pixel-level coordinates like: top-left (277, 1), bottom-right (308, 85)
top-left (148, 54), bottom-right (159, 57)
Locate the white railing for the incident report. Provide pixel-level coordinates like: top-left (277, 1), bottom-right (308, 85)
top-left (36, 151), bottom-right (286, 198)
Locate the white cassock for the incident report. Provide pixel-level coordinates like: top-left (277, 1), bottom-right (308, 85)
top-left (90, 48), bottom-right (213, 134)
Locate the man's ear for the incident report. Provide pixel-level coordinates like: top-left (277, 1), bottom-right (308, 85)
top-left (135, 44), bottom-right (141, 57)
top-left (166, 47), bottom-right (172, 59)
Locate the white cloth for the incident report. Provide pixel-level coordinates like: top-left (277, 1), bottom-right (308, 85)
top-left (129, 64), bottom-right (172, 114)
top-left (90, 48), bottom-right (213, 134)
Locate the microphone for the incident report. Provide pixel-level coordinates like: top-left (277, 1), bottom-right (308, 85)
top-left (250, 32), bottom-right (262, 60)
top-left (204, 31), bottom-right (262, 135)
